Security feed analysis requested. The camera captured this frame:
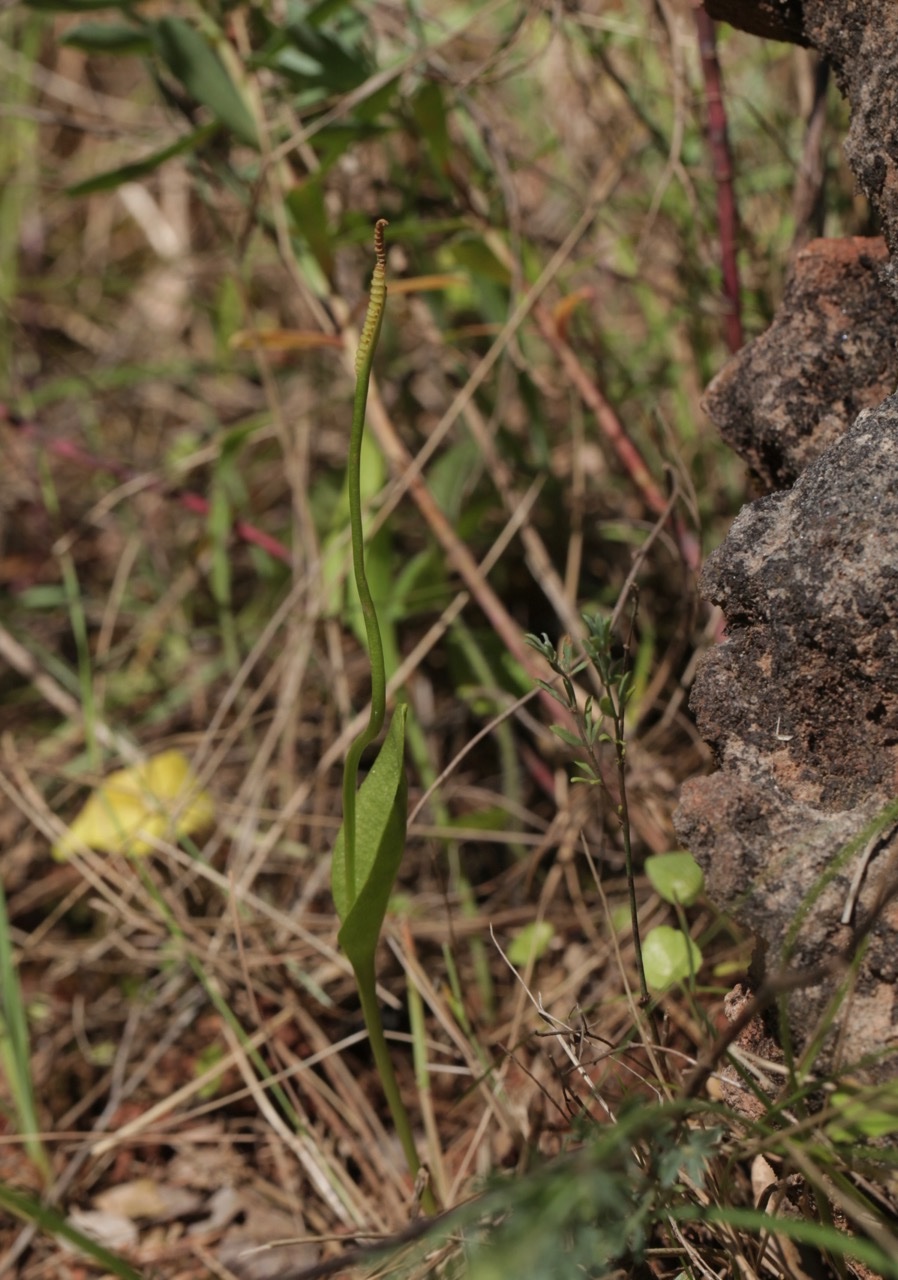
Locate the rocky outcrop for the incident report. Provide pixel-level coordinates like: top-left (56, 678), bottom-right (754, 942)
top-left (676, 402), bottom-right (898, 1075)
top-left (703, 238), bottom-right (898, 491)
top-left (676, 3), bottom-right (898, 1079)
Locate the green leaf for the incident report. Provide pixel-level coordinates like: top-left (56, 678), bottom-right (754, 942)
top-left (286, 180), bottom-right (334, 276)
top-left (208, 480), bottom-right (233, 607)
top-left (656, 1125), bottom-right (723, 1189)
top-left (610, 902), bottom-right (631, 932)
top-left (332, 706), bottom-right (408, 967)
top-left (443, 805), bottom-right (508, 832)
top-left (671, 1203), bottom-right (898, 1279)
top-left (449, 236), bottom-right (511, 286)
top-left (61, 21), bottom-right (152, 54)
top-left (644, 851), bottom-right (705, 906)
top-left (67, 125), bottom-right (216, 197)
top-left (0, 1182), bottom-right (142, 1280)
top-left (642, 926), bottom-right (702, 991)
top-left (508, 921), bottom-right (554, 966)
top-left (279, 17), bottom-right (371, 94)
top-left (386, 547), bottom-right (447, 618)
top-left (152, 17), bottom-right (258, 149)
top-left (573, 757), bottom-right (596, 775)
top-left (412, 81), bottom-right (450, 171)
top-left (827, 1085), bottom-right (898, 1142)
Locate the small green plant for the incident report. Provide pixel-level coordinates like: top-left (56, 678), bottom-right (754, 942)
top-left (526, 615), bottom-right (706, 1001)
top-left (527, 612), bottom-right (653, 1004)
top-left (330, 222), bottom-right (435, 1213)
top-left (457, 1100), bottom-right (725, 1279)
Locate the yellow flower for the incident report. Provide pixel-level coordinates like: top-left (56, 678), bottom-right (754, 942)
top-left (53, 750), bottom-right (214, 860)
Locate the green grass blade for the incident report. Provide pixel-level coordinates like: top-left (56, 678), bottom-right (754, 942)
top-left (0, 1183), bottom-right (143, 1280)
top-left (61, 21), bottom-right (152, 55)
top-left (672, 1203), bottom-right (898, 1278)
top-left (67, 125), bottom-right (216, 197)
top-left (0, 880), bottom-right (50, 1184)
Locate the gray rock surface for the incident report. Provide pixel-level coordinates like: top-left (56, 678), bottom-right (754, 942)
top-left (676, 403), bottom-right (898, 1076)
top-left (677, 1), bottom-right (898, 1078)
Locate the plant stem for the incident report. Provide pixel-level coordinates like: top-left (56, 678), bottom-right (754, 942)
top-left (354, 954), bottom-right (438, 1215)
top-left (342, 219), bottom-right (389, 901)
top-left (614, 721), bottom-right (650, 1007)
top-left (611, 615), bottom-right (662, 1041)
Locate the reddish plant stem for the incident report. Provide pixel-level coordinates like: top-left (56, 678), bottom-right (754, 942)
top-left (694, 4), bottom-right (744, 354)
top-left (532, 304), bottom-right (701, 574)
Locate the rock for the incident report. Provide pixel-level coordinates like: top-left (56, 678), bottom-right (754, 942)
top-left (702, 238), bottom-right (898, 491)
top-left (676, 400), bottom-right (898, 1076)
top-left (803, 1), bottom-right (898, 281)
top-left (677, 0), bottom-right (898, 1086)
top-left (703, 1), bottom-right (809, 46)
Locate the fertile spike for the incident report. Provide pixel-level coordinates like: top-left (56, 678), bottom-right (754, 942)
top-left (356, 220), bottom-right (388, 376)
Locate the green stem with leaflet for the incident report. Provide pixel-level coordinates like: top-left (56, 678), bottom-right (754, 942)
top-left (337, 222), bottom-right (437, 1215)
top-left (342, 218), bottom-right (389, 902)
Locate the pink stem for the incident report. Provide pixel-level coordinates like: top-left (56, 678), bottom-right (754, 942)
top-left (694, 4), bottom-right (744, 354)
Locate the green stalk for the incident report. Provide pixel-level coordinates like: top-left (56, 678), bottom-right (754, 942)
top-left (336, 222), bottom-right (437, 1214)
top-left (341, 219), bottom-right (389, 902)
top-left (613, 705), bottom-right (651, 1008)
top-left (355, 955), bottom-right (422, 1183)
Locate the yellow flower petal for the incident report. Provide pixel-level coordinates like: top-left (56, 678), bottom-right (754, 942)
top-left (53, 750), bottom-right (214, 861)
